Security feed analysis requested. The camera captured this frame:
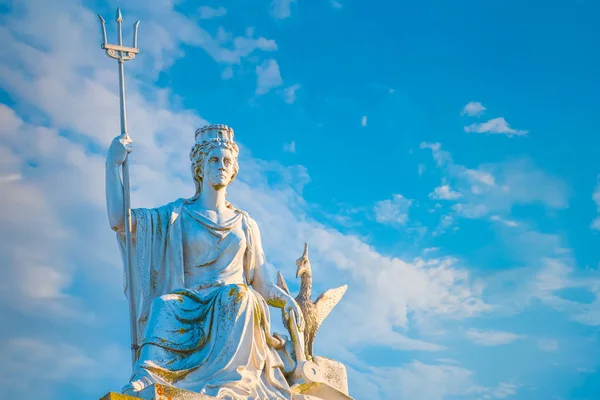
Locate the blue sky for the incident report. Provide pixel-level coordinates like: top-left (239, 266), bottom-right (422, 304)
top-left (0, 0), bottom-right (599, 399)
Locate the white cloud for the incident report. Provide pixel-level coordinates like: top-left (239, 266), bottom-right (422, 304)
top-left (465, 169), bottom-right (496, 186)
top-left (361, 115), bottom-right (367, 127)
top-left (466, 329), bottom-right (526, 346)
top-left (0, 337), bottom-right (128, 398)
top-left (256, 59), bottom-right (283, 95)
top-left (424, 247), bottom-right (440, 254)
top-left (362, 360), bottom-right (516, 400)
top-left (374, 194), bottom-right (412, 225)
top-left (283, 140), bottom-right (296, 153)
top-left (282, 83), bottom-right (301, 104)
top-left (461, 101), bottom-right (486, 117)
top-left (421, 143), bottom-right (568, 226)
top-left (221, 66), bottom-right (234, 79)
top-left (198, 6), bottom-right (227, 19)
top-left (490, 215), bottom-right (519, 227)
top-left (331, 0), bottom-right (343, 9)
top-left (469, 382), bottom-right (520, 399)
top-left (420, 142), bottom-right (451, 167)
top-left (537, 338), bottom-right (559, 352)
top-left (430, 184), bottom-right (462, 200)
top-left (371, 361), bottom-right (474, 400)
top-left (270, 0), bottom-right (297, 19)
top-left (591, 176), bottom-right (600, 230)
top-left (464, 117), bottom-right (528, 137)
top-left (529, 259), bottom-right (600, 327)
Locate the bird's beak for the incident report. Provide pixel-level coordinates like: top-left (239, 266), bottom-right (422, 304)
top-left (296, 243), bottom-right (310, 278)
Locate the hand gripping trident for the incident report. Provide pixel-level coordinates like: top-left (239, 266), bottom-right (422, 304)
top-left (98, 8), bottom-right (140, 368)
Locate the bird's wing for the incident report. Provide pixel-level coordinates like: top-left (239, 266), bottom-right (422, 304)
top-left (314, 284), bottom-right (347, 327)
top-left (276, 270), bottom-right (291, 296)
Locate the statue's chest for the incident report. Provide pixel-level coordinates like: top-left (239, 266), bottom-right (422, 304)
top-left (180, 212), bottom-right (247, 268)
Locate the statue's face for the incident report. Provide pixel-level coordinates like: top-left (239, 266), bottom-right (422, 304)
top-left (203, 147), bottom-right (236, 189)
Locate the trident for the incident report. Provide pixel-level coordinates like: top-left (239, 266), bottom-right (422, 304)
top-left (98, 8), bottom-right (140, 368)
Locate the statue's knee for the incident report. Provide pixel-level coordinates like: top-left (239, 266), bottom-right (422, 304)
top-left (152, 293), bottom-right (183, 309)
top-left (225, 284), bottom-right (249, 302)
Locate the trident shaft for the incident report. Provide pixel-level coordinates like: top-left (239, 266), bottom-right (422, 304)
top-left (98, 8), bottom-right (140, 369)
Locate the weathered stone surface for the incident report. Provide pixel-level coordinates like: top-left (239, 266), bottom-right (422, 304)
top-left (138, 384), bottom-right (217, 399)
top-left (313, 356), bottom-right (349, 395)
top-left (100, 392), bottom-right (138, 400)
top-left (300, 385), bottom-right (353, 400)
top-left (100, 384), bottom-right (332, 400)
top-left (293, 357), bottom-right (354, 400)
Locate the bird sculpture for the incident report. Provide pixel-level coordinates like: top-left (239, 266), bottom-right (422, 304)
top-left (277, 243), bottom-right (348, 359)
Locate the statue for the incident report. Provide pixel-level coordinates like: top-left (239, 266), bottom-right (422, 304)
top-left (106, 125), bottom-right (308, 399)
top-left (100, 9), bottom-right (353, 400)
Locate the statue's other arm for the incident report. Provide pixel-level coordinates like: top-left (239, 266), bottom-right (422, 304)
top-left (247, 218), bottom-right (305, 332)
top-left (106, 134), bottom-right (137, 234)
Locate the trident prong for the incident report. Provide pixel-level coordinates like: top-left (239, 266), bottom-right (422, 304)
top-left (133, 20), bottom-right (140, 49)
top-left (98, 8), bottom-right (139, 61)
top-left (116, 8), bottom-right (123, 46)
top-left (98, 14), bottom-right (108, 47)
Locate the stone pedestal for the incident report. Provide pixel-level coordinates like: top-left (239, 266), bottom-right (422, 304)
top-left (100, 393), bottom-right (138, 400)
top-left (100, 386), bottom-right (322, 400)
top-left (100, 385), bottom-right (216, 400)
top-left (99, 357), bottom-right (353, 400)
top-left (291, 357), bottom-right (353, 400)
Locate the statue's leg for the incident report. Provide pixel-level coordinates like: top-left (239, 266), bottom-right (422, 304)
top-left (123, 292), bottom-right (203, 393)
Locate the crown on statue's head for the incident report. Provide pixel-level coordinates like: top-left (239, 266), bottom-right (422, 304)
top-left (194, 124), bottom-right (235, 145)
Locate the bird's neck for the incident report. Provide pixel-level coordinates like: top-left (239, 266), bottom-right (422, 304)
top-left (298, 272), bottom-right (312, 299)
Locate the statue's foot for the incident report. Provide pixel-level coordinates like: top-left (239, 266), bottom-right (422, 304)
top-left (122, 375), bottom-right (153, 395)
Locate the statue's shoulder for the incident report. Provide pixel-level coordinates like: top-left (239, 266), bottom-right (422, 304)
top-left (170, 198), bottom-right (187, 210)
top-left (154, 198), bottom-right (187, 222)
top-left (229, 205), bottom-right (259, 231)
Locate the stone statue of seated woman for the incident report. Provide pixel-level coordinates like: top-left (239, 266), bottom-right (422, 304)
top-left (105, 124), bottom-right (308, 399)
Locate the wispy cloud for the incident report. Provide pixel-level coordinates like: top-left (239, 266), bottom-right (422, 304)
top-left (430, 184), bottom-right (462, 200)
top-left (490, 215), bottom-right (519, 228)
top-left (537, 338), bottom-right (559, 352)
top-left (282, 83), bottom-right (301, 104)
top-left (374, 194), bottom-right (412, 225)
top-left (466, 329), bottom-right (526, 346)
top-left (198, 6), bottom-right (227, 19)
top-left (256, 59), bottom-right (283, 95)
top-left (591, 176), bottom-right (600, 230)
top-left (283, 140), bottom-right (296, 153)
top-left (464, 117), bottom-right (528, 137)
top-left (270, 0), bottom-right (297, 19)
top-left (420, 142), bottom-right (568, 226)
top-left (469, 382), bottom-right (520, 399)
top-left (331, 0), bottom-right (343, 9)
top-left (361, 115), bottom-right (367, 127)
top-left (461, 101), bottom-right (486, 117)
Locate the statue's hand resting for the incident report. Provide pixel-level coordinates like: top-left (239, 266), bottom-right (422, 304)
top-left (283, 296), bottom-right (305, 332)
top-left (107, 133), bottom-right (133, 166)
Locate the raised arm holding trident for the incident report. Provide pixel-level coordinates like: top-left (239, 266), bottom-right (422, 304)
top-left (98, 8), bottom-right (140, 368)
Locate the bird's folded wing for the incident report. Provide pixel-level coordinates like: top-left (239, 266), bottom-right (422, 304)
top-left (277, 270), bottom-right (292, 296)
top-left (315, 284), bottom-right (348, 327)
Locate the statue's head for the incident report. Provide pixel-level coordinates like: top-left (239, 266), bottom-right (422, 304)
top-left (189, 124), bottom-right (240, 199)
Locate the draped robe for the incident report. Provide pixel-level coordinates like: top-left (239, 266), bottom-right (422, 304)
top-left (117, 199), bottom-right (292, 399)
